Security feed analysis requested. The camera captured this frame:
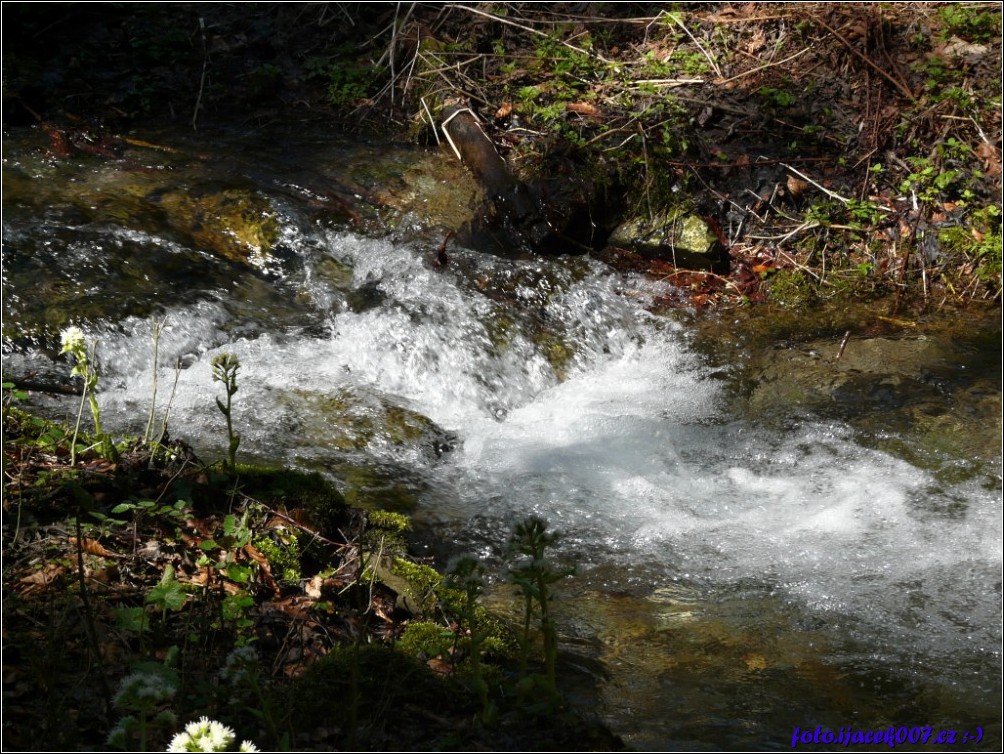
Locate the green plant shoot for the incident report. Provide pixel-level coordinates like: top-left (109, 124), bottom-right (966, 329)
top-left (210, 353), bottom-right (241, 472)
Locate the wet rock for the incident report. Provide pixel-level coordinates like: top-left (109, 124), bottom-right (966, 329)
top-left (608, 207), bottom-right (722, 270)
top-left (154, 186), bottom-right (281, 270)
top-left (272, 386), bottom-right (456, 463)
top-left (743, 334), bottom-right (1002, 465)
top-left (356, 147), bottom-right (486, 233)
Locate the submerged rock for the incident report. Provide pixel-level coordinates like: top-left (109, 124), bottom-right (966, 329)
top-left (271, 386), bottom-right (456, 463)
top-left (154, 186), bottom-right (281, 271)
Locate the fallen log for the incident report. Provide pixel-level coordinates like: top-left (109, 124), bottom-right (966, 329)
top-left (440, 104), bottom-right (554, 254)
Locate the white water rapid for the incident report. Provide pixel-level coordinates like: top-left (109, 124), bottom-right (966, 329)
top-left (16, 228), bottom-right (1001, 748)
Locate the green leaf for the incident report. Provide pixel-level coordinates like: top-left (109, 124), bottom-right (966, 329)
top-left (146, 564), bottom-right (188, 611)
top-left (114, 606), bottom-right (148, 633)
top-left (226, 563), bottom-right (253, 583)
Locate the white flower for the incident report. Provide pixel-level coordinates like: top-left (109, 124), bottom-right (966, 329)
top-left (219, 645), bottom-right (259, 685)
top-left (113, 671), bottom-right (178, 709)
top-left (60, 325), bottom-right (87, 355)
top-left (167, 731), bottom-right (192, 752)
top-left (166, 717), bottom-right (256, 752)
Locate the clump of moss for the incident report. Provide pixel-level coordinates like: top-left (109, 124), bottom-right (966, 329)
top-left (234, 465), bottom-right (349, 537)
top-left (768, 269), bottom-right (817, 308)
top-left (397, 621), bottom-right (454, 659)
top-left (252, 532), bottom-right (301, 581)
top-left (368, 510), bottom-right (411, 534)
top-left (390, 557), bottom-right (442, 616)
top-left (291, 644), bottom-right (475, 739)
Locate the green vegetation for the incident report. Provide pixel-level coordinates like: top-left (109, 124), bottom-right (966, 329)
top-left (304, 51), bottom-right (381, 107)
top-left (210, 352), bottom-right (241, 472)
top-left (3, 359), bottom-right (595, 750)
top-left (6, 3), bottom-right (998, 308)
top-left (937, 3), bottom-right (1001, 42)
top-left (507, 516), bottom-right (574, 712)
top-left (60, 326), bottom-right (119, 463)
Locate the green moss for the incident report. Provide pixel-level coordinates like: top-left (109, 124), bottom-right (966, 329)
top-left (398, 621), bottom-right (454, 659)
top-left (767, 269), bottom-right (816, 308)
top-left (291, 644), bottom-right (475, 734)
top-left (252, 533), bottom-right (301, 581)
top-left (234, 465), bottom-right (348, 537)
top-left (390, 557), bottom-right (442, 615)
top-left (368, 510), bottom-right (411, 534)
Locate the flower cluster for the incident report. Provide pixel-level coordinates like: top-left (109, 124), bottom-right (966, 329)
top-left (218, 645), bottom-right (259, 684)
top-left (107, 670), bottom-right (179, 750)
top-left (113, 671), bottom-right (178, 707)
top-left (166, 717), bottom-right (258, 752)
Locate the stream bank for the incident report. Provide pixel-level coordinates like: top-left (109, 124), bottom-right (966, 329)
top-left (3, 5), bottom-right (1002, 744)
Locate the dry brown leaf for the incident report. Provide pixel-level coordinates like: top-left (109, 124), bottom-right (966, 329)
top-left (305, 574), bottom-right (323, 599)
top-left (745, 28), bottom-right (766, 54)
top-left (185, 567), bottom-right (242, 594)
top-left (427, 657), bottom-right (454, 676)
top-left (19, 563), bottom-right (66, 587)
top-left (265, 597), bottom-right (311, 621)
top-left (565, 101), bottom-right (603, 119)
top-left (68, 536), bottom-right (122, 559)
top-left (976, 141), bottom-right (1001, 176)
top-left (244, 543), bottom-right (279, 593)
top-left (494, 101), bottom-right (513, 119)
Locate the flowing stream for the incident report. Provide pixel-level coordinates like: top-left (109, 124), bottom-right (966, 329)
top-left (3, 126), bottom-right (1001, 749)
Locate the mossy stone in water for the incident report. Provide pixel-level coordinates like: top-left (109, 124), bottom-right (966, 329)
top-left (608, 206), bottom-right (719, 269)
top-left (329, 461), bottom-right (425, 514)
top-left (279, 387), bottom-right (455, 459)
top-left (156, 186), bottom-right (280, 268)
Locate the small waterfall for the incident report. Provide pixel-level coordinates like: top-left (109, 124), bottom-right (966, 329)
top-left (5, 139), bottom-right (999, 747)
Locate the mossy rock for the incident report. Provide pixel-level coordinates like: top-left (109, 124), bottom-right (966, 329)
top-left (155, 186), bottom-right (280, 268)
top-left (328, 460), bottom-right (428, 514)
top-left (365, 555), bottom-right (442, 616)
top-left (531, 329), bottom-right (577, 381)
top-left (291, 644), bottom-right (476, 737)
top-left (275, 387), bottom-right (456, 461)
top-left (608, 206), bottom-right (720, 269)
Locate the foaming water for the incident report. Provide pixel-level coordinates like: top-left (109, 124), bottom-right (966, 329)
top-left (63, 232), bottom-right (1001, 667)
top-left (12, 227), bottom-right (999, 744)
